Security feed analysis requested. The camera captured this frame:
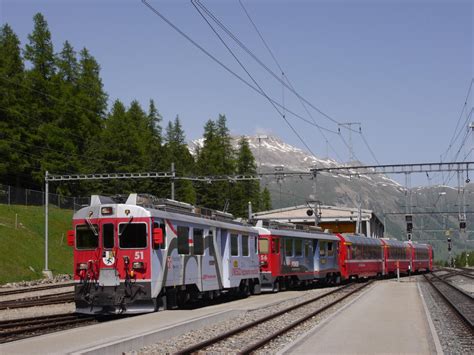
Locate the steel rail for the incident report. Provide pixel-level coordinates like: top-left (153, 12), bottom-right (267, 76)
top-left (175, 282), bottom-right (371, 354)
top-left (0, 282), bottom-right (75, 296)
top-left (431, 272), bottom-right (474, 299)
top-left (423, 274), bottom-right (474, 330)
top-left (0, 292), bottom-right (74, 310)
top-left (238, 281), bottom-right (373, 354)
top-left (0, 314), bottom-right (96, 344)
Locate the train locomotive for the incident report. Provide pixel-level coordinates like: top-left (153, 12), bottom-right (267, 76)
top-left (68, 194), bottom-right (260, 314)
top-left (68, 194), bottom-right (433, 315)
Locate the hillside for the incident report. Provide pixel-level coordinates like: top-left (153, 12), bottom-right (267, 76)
top-left (0, 204), bottom-right (73, 284)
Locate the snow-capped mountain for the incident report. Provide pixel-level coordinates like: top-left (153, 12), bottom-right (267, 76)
top-left (188, 135), bottom-right (470, 260)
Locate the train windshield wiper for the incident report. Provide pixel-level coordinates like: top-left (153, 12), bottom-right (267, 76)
top-left (85, 215), bottom-right (98, 236)
top-left (119, 216), bottom-right (134, 236)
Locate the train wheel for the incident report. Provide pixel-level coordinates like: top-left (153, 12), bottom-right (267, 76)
top-left (272, 280), bottom-right (280, 293)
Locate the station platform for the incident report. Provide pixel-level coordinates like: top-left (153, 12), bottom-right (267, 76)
top-left (0, 290), bottom-right (309, 355)
top-left (281, 278), bottom-right (443, 354)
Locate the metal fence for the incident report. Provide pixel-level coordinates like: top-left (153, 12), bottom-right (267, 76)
top-left (0, 184), bottom-right (90, 211)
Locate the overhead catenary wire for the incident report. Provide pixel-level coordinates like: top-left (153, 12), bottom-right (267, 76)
top-left (235, 0), bottom-right (344, 162)
top-left (188, 0), bottom-right (316, 157)
top-left (140, 0), bottom-right (340, 139)
top-left (198, 0), bottom-right (343, 128)
top-left (441, 78), bottom-right (474, 162)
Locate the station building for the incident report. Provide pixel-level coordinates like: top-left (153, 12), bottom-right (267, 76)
top-left (252, 204), bottom-right (384, 238)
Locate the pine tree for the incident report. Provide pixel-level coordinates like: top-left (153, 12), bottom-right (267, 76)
top-left (23, 13), bottom-right (58, 185)
top-left (261, 187), bottom-right (272, 211)
top-left (161, 116), bottom-right (196, 203)
top-left (231, 136), bottom-right (260, 217)
top-left (24, 13), bottom-right (55, 81)
top-left (77, 47), bottom-right (107, 141)
top-left (0, 24), bottom-right (30, 187)
top-left (195, 115), bottom-right (235, 210)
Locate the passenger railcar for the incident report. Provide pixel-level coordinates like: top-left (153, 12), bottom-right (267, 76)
top-left (380, 239), bottom-right (411, 275)
top-left (406, 241), bottom-right (433, 273)
top-left (336, 234), bottom-right (384, 280)
top-left (255, 222), bottom-right (340, 291)
top-left (68, 194), bottom-right (260, 315)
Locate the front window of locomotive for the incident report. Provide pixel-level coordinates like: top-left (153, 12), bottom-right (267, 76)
top-left (119, 223), bottom-right (147, 249)
top-left (76, 224), bottom-right (99, 249)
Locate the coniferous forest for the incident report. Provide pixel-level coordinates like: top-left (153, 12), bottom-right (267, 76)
top-left (0, 13), bottom-right (272, 217)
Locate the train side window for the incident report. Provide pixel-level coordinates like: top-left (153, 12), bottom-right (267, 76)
top-left (327, 242), bottom-right (334, 256)
top-left (208, 230), bottom-right (215, 256)
top-left (153, 222), bottom-right (167, 249)
top-left (352, 245), bottom-right (357, 259)
top-left (304, 241), bottom-right (310, 257)
top-left (319, 241), bottom-right (326, 256)
top-left (295, 239), bottom-right (303, 256)
top-left (242, 235), bottom-right (249, 256)
top-left (231, 234), bottom-right (239, 256)
top-left (285, 238), bottom-right (293, 256)
top-left (194, 228), bottom-right (204, 255)
top-left (178, 226), bottom-right (190, 255)
top-left (259, 238), bottom-right (269, 254)
top-left (272, 239), bottom-right (280, 254)
top-left (76, 224), bottom-right (98, 249)
top-left (102, 223), bottom-right (114, 249)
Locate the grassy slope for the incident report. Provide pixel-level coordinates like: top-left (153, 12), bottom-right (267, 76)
top-left (0, 204), bottom-right (73, 284)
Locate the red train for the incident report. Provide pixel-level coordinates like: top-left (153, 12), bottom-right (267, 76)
top-left (336, 234), bottom-right (433, 281)
top-left (68, 195), bottom-right (433, 314)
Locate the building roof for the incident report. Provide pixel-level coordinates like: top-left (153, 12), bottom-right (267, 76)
top-left (253, 204), bottom-right (375, 223)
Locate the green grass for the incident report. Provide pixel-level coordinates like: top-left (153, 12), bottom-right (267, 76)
top-left (0, 204), bottom-right (73, 284)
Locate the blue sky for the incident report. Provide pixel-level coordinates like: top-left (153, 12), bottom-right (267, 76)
top-left (1, 0), bottom-right (473, 185)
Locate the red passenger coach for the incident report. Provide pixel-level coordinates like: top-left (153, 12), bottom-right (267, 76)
top-left (336, 234), bottom-right (384, 281)
top-left (380, 239), bottom-right (411, 275)
top-left (407, 242), bottom-right (432, 272)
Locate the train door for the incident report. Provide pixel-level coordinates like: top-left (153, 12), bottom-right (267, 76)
top-left (98, 220), bottom-right (120, 286)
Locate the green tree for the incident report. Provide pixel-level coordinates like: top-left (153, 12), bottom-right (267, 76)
top-left (231, 136), bottom-right (260, 217)
top-left (195, 115), bottom-right (235, 210)
top-left (23, 13), bottom-right (58, 185)
top-left (162, 116), bottom-right (196, 203)
top-left (260, 187), bottom-right (272, 211)
top-left (0, 24), bottom-right (30, 187)
top-left (87, 100), bottom-right (149, 193)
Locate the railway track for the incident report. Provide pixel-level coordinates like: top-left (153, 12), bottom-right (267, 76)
top-left (0, 291), bottom-right (74, 310)
top-left (0, 312), bottom-right (96, 344)
top-left (0, 282), bottom-right (74, 297)
top-left (435, 267), bottom-right (474, 281)
top-left (423, 273), bottom-right (474, 331)
top-left (175, 281), bottom-right (373, 354)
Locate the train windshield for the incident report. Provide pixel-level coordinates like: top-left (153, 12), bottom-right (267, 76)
top-left (119, 223), bottom-right (147, 249)
top-left (76, 224), bottom-right (99, 249)
top-left (259, 238), bottom-right (269, 254)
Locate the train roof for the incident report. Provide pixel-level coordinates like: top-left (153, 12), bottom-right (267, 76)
top-left (73, 193), bottom-right (256, 234)
top-left (380, 238), bottom-right (409, 247)
top-left (404, 241), bottom-right (431, 250)
top-left (338, 233), bottom-right (383, 245)
top-left (254, 225), bottom-right (339, 241)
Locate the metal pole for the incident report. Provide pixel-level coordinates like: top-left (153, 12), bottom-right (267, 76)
top-left (43, 171), bottom-right (51, 277)
top-left (171, 162), bottom-right (175, 200)
top-left (7, 185), bottom-right (10, 205)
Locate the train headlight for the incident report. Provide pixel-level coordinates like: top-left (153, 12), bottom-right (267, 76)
top-left (101, 207), bottom-right (113, 215)
top-left (132, 262), bottom-right (145, 270)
